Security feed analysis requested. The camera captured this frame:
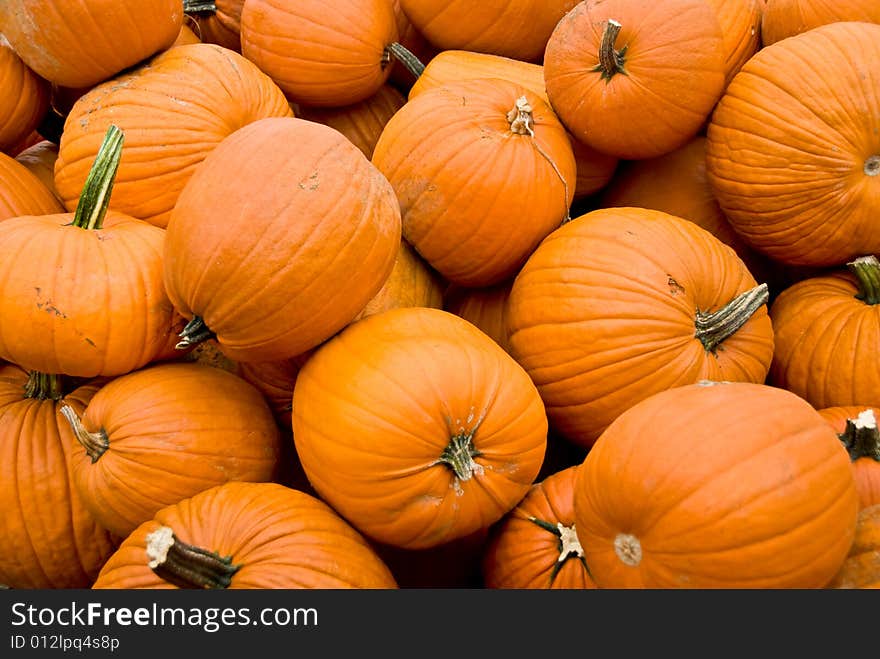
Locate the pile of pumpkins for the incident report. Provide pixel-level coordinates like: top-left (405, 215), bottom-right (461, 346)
top-left (0, 0), bottom-right (878, 590)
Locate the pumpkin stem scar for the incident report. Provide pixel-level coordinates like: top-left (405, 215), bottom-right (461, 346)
top-left (591, 19), bottom-right (628, 81)
top-left (23, 372), bottom-right (66, 401)
top-left (183, 1), bottom-right (216, 13)
top-left (614, 533), bottom-right (642, 567)
top-left (382, 42), bottom-right (426, 78)
top-left (146, 526), bottom-right (240, 589)
top-left (59, 404), bottom-right (109, 463)
top-left (865, 155), bottom-right (880, 176)
top-left (72, 124), bottom-right (124, 231)
top-left (175, 315), bottom-right (216, 350)
top-left (848, 255), bottom-right (880, 305)
top-left (694, 282), bottom-right (769, 354)
top-left (839, 409), bottom-right (880, 461)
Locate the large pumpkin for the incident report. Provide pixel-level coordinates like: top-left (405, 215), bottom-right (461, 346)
top-left (761, 0), bottom-right (880, 46)
top-left (828, 503), bottom-right (880, 589)
top-left (574, 381), bottom-right (859, 588)
top-left (817, 407), bottom-right (880, 511)
top-left (507, 207), bottom-right (775, 448)
top-left (292, 307), bottom-right (548, 550)
top-left (0, 151), bottom-right (62, 220)
top-left (706, 22), bottom-right (880, 267)
top-left (92, 482), bottom-right (398, 589)
top-left (54, 43), bottom-right (292, 228)
top-left (543, 0), bottom-right (726, 159)
top-left (164, 117), bottom-right (401, 363)
top-left (0, 0), bottom-right (182, 88)
top-left (0, 36), bottom-right (49, 154)
top-left (61, 362), bottom-right (282, 539)
top-left (372, 78), bottom-right (576, 288)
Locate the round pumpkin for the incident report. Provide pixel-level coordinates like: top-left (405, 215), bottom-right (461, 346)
top-left (372, 78), bottom-right (576, 287)
top-left (184, 0), bottom-right (243, 51)
top-left (706, 22), bottom-right (880, 267)
top-left (0, 367), bottom-right (119, 588)
top-left (61, 362), bottom-right (282, 539)
top-left (92, 482), bottom-right (398, 589)
top-left (292, 307), bottom-right (548, 550)
top-left (483, 466), bottom-right (596, 589)
top-left (543, 0), bottom-right (726, 160)
top-left (574, 381), bottom-right (859, 588)
top-left (761, 0), bottom-right (880, 46)
top-left (164, 117), bottom-right (401, 363)
top-left (0, 151), bottom-right (63, 220)
top-left (0, 0), bottom-right (182, 88)
top-left (817, 407), bottom-right (880, 510)
top-left (0, 35), bottom-right (49, 154)
top-left (507, 207), bottom-right (775, 448)
top-left (828, 503), bottom-right (880, 589)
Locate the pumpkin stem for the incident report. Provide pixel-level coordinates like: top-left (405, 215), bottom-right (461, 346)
top-left (146, 526), bottom-right (240, 589)
top-left (694, 283), bottom-right (769, 354)
top-left (592, 19), bottom-right (628, 81)
top-left (23, 372), bottom-right (66, 401)
top-left (526, 517), bottom-right (587, 580)
top-left (382, 42), bottom-right (425, 79)
top-left (175, 316), bottom-right (216, 350)
top-left (614, 533), bottom-right (642, 567)
top-left (839, 409), bottom-right (880, 462)
top-left (59, 404), bottom-right (109, 463)
top-left (72, 124), bottom-right (124, 231)
top-left (847, 255), bottom-right (880, 306)
top-left (437, 430), bottom-right (483, 490)
top-left (865, 155), bottom-right (880, 177)
top-left (183, 0), bottom-right (216, 12)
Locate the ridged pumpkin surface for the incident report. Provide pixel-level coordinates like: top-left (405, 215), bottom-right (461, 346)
top-left (187, 0), bottom-right (243, 51)
top-left (828, 503), bottom-right (880, 589)
top-left (706, 0), bottom-right (763, 87)
top-left (761, 0), bottom-right (880, 45)
top-left (0, 152), bottom-right (62, 220)
top-left (0, 36), bottom-right (49, 153)
top-left (817, 406), bottom-right (880, 510)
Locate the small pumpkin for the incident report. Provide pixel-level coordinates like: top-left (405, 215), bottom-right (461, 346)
top-left (817, 407), bottom-right (880, 510)
top-left (574, 381), bottom-right (859, 588)
top-left (828, 503), bottom-right (880, 590)
top-left (0, 36), bottom-right (49, 154)
top-left (0, 151), bottom-right (63, 220)
top-left (184, 0), bottom-right (243, 51)
top-left (92, 482), bottom-right (398, 589)
top-left (761, 0), bottom-right (880, 46)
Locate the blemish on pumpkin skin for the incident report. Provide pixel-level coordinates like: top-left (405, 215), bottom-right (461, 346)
top-left (667, 276), bottom-right (685, 296)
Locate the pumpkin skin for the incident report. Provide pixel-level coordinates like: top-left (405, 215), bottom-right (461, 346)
top-left (483, 466), bottom-right (596, 589)
top-left (92, 482), bottom-right (398, 589)
top-left (240, 0), bottom-right (398, 107)
top-left (64, 362), bottom-right (282, 539)
top-left (54, 44), bottom-right (293, 228)
top-left (0, 0), bottom-right (182, 88)
top-left (389, 0), bottom-right (436, 90)
top-left (292, 307), bottom-right (548, 550)
top-left (236, 351), bottom-right (313, 430)
top-left (0, 367), bottom-right (119, 588)
top-left (443, 280), bottom-right (514, 354)
top-left (574, 381), bottom-right (859, 588)
top-left (706, 0), bottom-right (763, 87)
top-left (506, 207), bottom-right (775, 448)
top-left (171, 23), bottom-right (202, 48)
top-left (543, 0), bottom-right (726, 160)
top-left (164, 117), bottom-right (401, 364)
top-left (0, 36), bottom-right (49, 154)
top-left (817, 407), bottom-right (880, 510)
top-left (706, 22), bottom-right (880, 267)
top-left (399, 0), bottom-right (579, 63)
top-left (761, 0), bottom-right (880, 46)
top-left (769, 259), bottom-right (880, 410)
top-left (0, 151), bottom-right (63, 220)
top-left (372, 78), bottom-right (576, 288)
top-left (13, 140), bottom-right (60, 199)
top-left (186, 0), bottom-right (243, 51)
top-left (828, 504), bottom-right (880, 589)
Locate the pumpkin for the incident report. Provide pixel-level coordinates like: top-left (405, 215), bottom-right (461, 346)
top-left (706, 22), bottom-right (880, 267)
top-left (543, 0), bottom-right (726, 160)
top-left (399, 0), bottom-right (579, 63)
top-left (574, 381), bottom-right (859, 588)
top-left (443, 280), bottom-right (514, 354)
top-left (0, 151), bottom-right (63, 220)
top-left (769, 256), bottom-right (880, 410)
top-left (0, 0), bottom-right (182, 88)
top-left (236, 353), bottom-right (312, 431)
top-left (296, 85), bottom-right (406, 160)
top-left (0, 35), bottom-right (49, 154)
top-left (828, 504), bottom-right (880, 589)
top-left (372, 78), bottom-right (576, 288)
top-left (0, 367), bottom-right (119, 588)
top-left (164, 117), bottom-right (401, 363)
top-left (506, 207), bottom-right (775, 448)
top-left (817, 407), bottom-right (880, 510)
top-left (0, 126), bottom-right (178, 377)
top-left (761, 0), bottom-right (880, 46)
top-left (13, 140), bottom-right (60, 199)
top-left (483, 466), bottom-right (596, 589)
top-left (171, 23), bottom-right (202, 48)
top-left (184, 0), bottom-right (243, 51)
top-left (240, 0), bottom-right (422, 108)
top-left (292, 307), bottom-right (548, 550)
top-left (92, 482), bottom-right (398, 589)
top-left (706, 0), bottom-right (764, 87)
top-left (60, 362), bottom-right (282, 539)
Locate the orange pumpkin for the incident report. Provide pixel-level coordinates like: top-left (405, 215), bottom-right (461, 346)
top-left (372, 78), bottom-right (576, 287)
top-left (543, 0), bottom-right (726, 159)
top-left (483, 466), bottom-right (596, 589)
top-left (761, 0), bottom-right (880, 46)
top-left (0, 0), bottom-right (182, 88)
top-left (574, 381), bottom-right (859, 588)
top-left (184, 0), bottom-right (243, 51)
top-left (54, 43), bottom-right (292, 229)
top-left (706, 0), bottom-right (763, 87)
top-left (164, 117), bottom-right (401, 363)
top-left (0, 36), bottom-right (49, 154)
top-left (292, 307), bottom-right (548, 550)
top-left (92, 482), bottom-right (398, 589)
top-left (828, 504), bottom-right (880, 589)
top-left (817, 407), bottom-right (880, 510)
top-left (13, 140), bottom-right (60, 199)
top-left (389, 0), bottom-right (437, 90)
top-left (443, 280), bottom-right (514, 354)
top-left (0, 151), bottom-right (62, 220)
top-left (706, 22), bottom-right (880, 267)
top-left (61, 362), bottom-right (282, 539)
top-left (507, 207), bottom-right (775, 448)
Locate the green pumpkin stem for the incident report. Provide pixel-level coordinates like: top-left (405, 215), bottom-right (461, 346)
top-left (695, 283), bottom-right (769, 354)
top-left (59, 404), bottom-right (109, 463)
top-left (437, 430), bottom-right (483, 487)
top-left (72, 124), bottom-right (124, 231)
top-left (382, 42), bottom-right (425, 79)
top-left (183, 0), bottom-right (216, 12)
top-left (23, 372), bottom-right (66, 401)
top-left (175, 316), bottom-right (216, 350)
top-left (592, 19), bottom-right (628, 81)
top-left (146, 526), bottom-right (240, 589)
top-left (847, 255), bottom-right (880, 305)
top-left (839, 410), bottom-right (880, 462)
